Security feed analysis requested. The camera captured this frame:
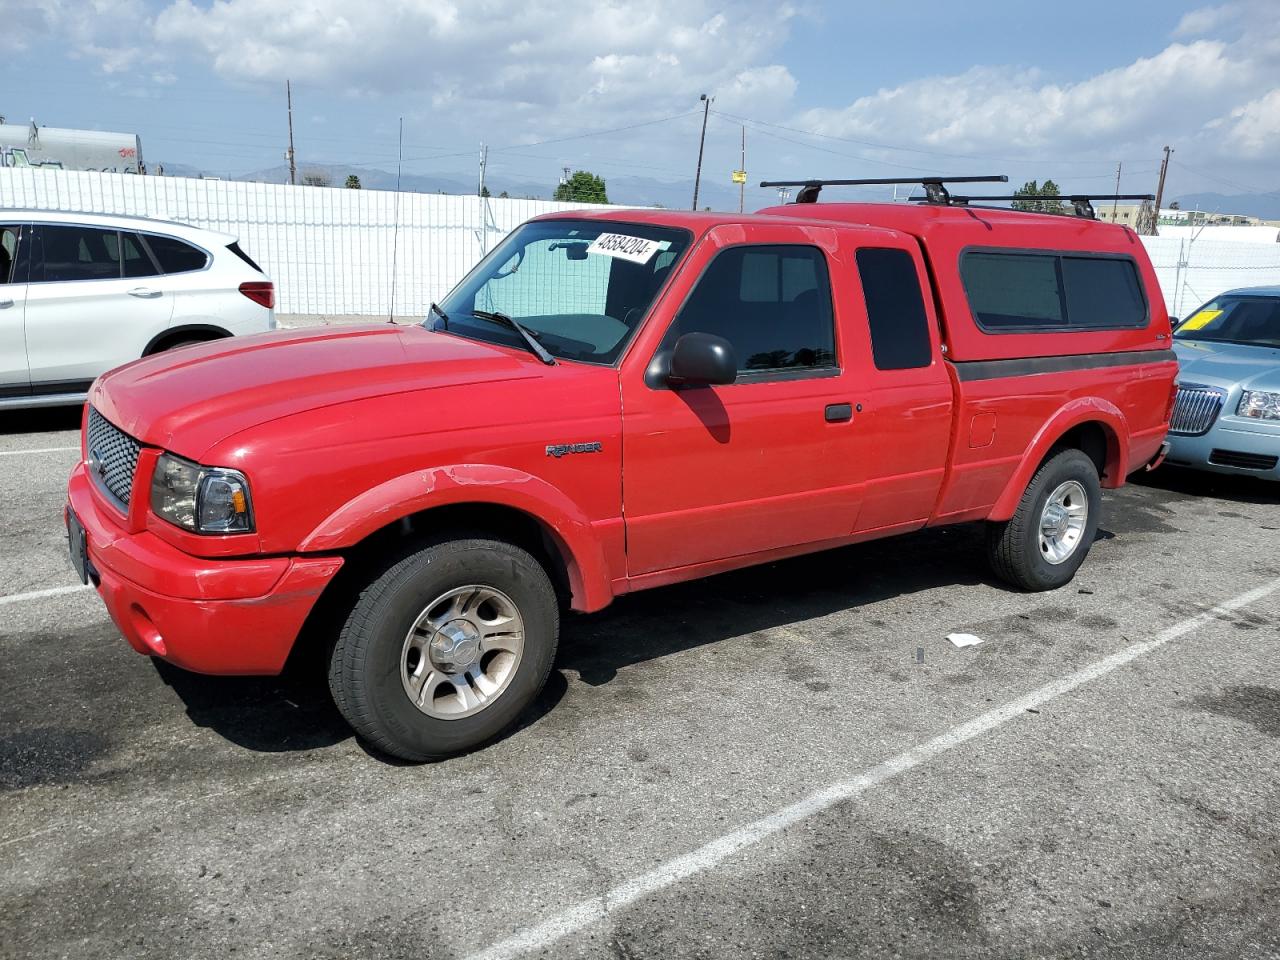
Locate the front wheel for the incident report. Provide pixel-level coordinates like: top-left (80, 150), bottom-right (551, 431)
top-left (328, 538), bottom-right (559, 761)
top-left (986, 448), bottom-right (1102, 591)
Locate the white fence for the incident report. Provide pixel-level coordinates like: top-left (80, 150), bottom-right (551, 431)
top-left (1140, 235), bottom-right (1280, 318)
top-left (4, 168), bottom-right (1280, 318)
top-left (0, 167), bottom-right (627, 316)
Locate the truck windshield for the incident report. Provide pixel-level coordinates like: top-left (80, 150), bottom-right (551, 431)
top-left (431, 219), bottom-right (692, 364)
top-left (1175, 295), bottom-right (1280, 348)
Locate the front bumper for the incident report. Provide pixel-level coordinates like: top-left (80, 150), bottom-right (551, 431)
top-left (1165, 418), bottom-right (1280, 481)
top-left (67, 464), bottom-right (343, 675)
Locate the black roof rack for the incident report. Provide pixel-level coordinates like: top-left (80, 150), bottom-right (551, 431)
top-left (759, 175), bottom-right (1008, 205)
top-left (947, 193), bottom-right (1155, 220)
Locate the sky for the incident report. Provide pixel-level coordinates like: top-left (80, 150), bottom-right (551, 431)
top-left (2, 0), bottom-right (1277, 208)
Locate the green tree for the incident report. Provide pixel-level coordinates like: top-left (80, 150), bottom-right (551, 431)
top-left (480, 185), bottom-right (491, 198)
top-left (1011, 179), bottom-right (1065, 215)
top-left (553, 170), bottom-right (608, 204)
top-left (498, 190), bottom-right (510, 199)
top-left (345, 174), bottom-right (361, 189)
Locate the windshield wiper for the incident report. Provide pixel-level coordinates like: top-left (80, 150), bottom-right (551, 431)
top-left (427, 302), bottom-right (449, 331)
top-left (469, 310), bottom-right (557, 365)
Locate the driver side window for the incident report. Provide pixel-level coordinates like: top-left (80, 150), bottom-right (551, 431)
top-left (664, 244), bottom-right (837, 376)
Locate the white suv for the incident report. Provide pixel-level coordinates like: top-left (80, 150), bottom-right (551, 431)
top-left (0, 211), bottom-right (275, 408)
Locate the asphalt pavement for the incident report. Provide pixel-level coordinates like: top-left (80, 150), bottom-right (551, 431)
top-left (2, 405), bottom-right (1278, 960)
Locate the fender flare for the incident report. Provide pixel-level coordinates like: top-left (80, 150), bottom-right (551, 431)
top-left (989, 399), bottom-right (1129, 522)
top-left (298, 463), bottom-right (613, 611)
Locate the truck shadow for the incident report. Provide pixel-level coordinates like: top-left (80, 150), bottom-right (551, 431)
top-left (560, 523), bottom-right (995, 685)
top-left (152, 523), bottom-right (998, 759)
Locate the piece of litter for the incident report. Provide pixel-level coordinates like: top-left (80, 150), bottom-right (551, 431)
top-left (947, 633), bottom-right (984, 648)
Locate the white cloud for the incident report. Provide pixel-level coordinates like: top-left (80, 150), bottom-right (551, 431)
top-left (147, 0), bottom-right (799, 130)
top-left (1220, 88), bottom-right (1280, 157)
top-left (799, 39), bottom-right (1255, 158)
top-left (790, 0), bottom-right (1280, 191)
top-left (0, 0), bottom-right (154, 68)
top-left (1173, 4), bottom-right (1238, 38)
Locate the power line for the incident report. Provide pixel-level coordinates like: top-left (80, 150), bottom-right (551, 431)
top-left (1169, 159), bottom-right (1280, 198)
top-left (711, 108), bottom-right (1121, 167)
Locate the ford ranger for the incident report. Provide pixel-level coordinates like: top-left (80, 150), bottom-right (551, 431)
top-left (66, 177), bottom-right (1177, 760)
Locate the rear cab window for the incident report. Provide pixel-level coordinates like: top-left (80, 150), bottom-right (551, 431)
top-left (960, 249), bottom-right (1147, 332)
top-left (856, 247), bottom-right (934, 370)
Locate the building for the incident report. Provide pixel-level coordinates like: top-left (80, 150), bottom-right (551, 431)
top-left (1095, 203), bottom-right (1267, 228)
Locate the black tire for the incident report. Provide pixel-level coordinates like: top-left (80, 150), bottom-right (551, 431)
top-left (986, 448), bottom-right (1102, 591)
top-left (328, 538), bottom-right (559, 761)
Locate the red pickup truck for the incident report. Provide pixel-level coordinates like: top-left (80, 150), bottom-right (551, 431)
top-left (66, 180), bottom-right (1176, 760)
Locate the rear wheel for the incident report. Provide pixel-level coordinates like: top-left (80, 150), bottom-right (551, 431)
top-left (986, 448), bottom-right (1101, 591)
top-left (328, 538), bottom-right (559, 761)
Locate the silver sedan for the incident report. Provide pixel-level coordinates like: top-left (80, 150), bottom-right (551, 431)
top-left (1165, 285), bottom-right (1280, 481)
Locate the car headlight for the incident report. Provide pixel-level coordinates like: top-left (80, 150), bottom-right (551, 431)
top-left (150, 453), bottom-right (254, 534)
top-left (1237, 390), bottom-right (1280, 421)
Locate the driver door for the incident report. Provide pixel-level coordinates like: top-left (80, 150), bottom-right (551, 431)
top-left (620, 225), bottom-right (868, 576)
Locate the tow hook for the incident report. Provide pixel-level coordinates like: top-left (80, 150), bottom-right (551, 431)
top-left (1145, 441), bottom-right (1171, 472)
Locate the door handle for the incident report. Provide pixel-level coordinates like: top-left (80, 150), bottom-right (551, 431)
top-left (127, 287), bottom-right (161, 298)
top-left (0, 299), bottom-right (13, 309)
top-left (825, 402), bottom-right (854, 423)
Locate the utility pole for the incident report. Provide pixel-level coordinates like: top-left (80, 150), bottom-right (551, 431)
top-left (1153, 145), bottom-right (1173, 222)
top-left (285, 80), bottom-right (297, 186)
top-left (1110, 161), bottom-right (1122, 222)
top-left (478, 142), bottom-right (488, 197)
top-left (692, 93), bottom-right (711, 211)
top-left (739, 125), bottom-right (746, 213)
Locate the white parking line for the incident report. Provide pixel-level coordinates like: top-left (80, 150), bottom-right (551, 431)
top-left (0, 446), bottom-right (79, 457)
top-left (0, 584), bottom-right (93, 607)
top-left (464, 576), bottom-right (1280, 960)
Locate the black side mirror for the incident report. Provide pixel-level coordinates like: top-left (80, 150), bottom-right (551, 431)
top-left (1168, 316), bottom-right (1180, 329)
top-left (668, 332), bottom-right (736, 387)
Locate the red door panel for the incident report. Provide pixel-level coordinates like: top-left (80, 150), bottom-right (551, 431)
top-left (620, 223), bottom-right (870, 577)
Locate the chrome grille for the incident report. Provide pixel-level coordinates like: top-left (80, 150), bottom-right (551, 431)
top-left (1169, 383), bottom-right (1226, 436)
top-left (86, 407), bottom-right (142, 507)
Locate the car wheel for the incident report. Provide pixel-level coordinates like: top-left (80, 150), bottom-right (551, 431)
top-left (986, 448), bottom-right (1101, 591)
top-left (328, 537), bottom-right (559, 761)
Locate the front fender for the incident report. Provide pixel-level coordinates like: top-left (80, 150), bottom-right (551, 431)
top-left (297, 463), bottom-right (614, 611)
top-left (989, 399), bottom-right (1129, 522)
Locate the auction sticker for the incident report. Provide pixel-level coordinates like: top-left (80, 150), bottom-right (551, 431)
top-left (1180, 308), bottom-right (1222, 331)
top-left (587, 233), bottom-right (663, 264)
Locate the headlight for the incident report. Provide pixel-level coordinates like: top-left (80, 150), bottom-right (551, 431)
top-left (150, 453), bottom-right (254, 534)
top-left (1237, 390), bottom-right (1280, 421)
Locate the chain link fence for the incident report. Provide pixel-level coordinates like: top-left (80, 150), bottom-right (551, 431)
top-left (5, 168), bottom-right (1279, 320)
top-left (0, 167), bottom-right (625, 317)
top-left (1142, 235), bottom-right (1280, 318)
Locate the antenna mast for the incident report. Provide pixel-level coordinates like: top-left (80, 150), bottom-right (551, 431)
top-left (285, 80), bottom-right (297, 186)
